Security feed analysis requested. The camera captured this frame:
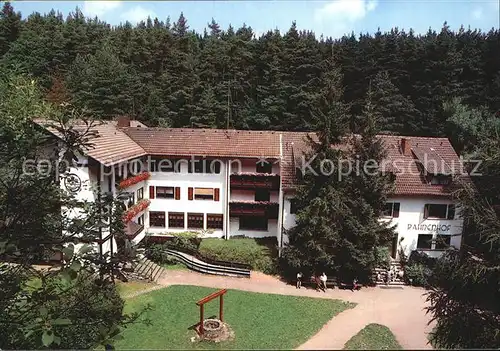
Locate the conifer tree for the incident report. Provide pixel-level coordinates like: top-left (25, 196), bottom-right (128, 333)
top-left (0, 1), bottom-right (21, 57)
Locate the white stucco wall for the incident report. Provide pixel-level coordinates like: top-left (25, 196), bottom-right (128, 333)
top-left (229, 218), bottom-right (278, 238)
top-left (385, 196), bottom-right (463, 258)
top-left (145, 161), bottom-right (226, 238)
top-left (282, 194), bottom-right (463, 258)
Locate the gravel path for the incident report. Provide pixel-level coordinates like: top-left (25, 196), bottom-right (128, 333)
top-left (153, 270), bottom-right (434, 350)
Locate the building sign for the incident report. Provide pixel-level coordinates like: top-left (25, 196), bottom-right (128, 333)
top-left (407, 223), bottom-right (451, 232)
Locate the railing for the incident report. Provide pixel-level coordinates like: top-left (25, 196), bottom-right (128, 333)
top-left (163, 249), bottom-right (251, 278)
top-left (230, 174), bottom-right (280, 190)
top-left (171, 246), bottom-right (252, 270)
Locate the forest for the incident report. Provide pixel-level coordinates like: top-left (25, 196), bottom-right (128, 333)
top-left (1, 2), bottom-right (499, 142)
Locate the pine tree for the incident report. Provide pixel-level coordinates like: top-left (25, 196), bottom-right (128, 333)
top-left (0, 1), bottom-right (21, 57)
top-left (67, 43), bottom-right (141, 119)
top-left (369, 70), bottom-right (419, 135)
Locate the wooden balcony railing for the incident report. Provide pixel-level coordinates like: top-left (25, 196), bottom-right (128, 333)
top-left (229, 201), bottom-right (279, 219)
top-left (230, 173), bottom-right (280, 190)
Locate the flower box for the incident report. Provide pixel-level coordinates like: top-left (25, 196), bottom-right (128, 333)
top-left (123, 199), bottom-right (150, 223)
top-left (118, 172), bottom-right (150, 190)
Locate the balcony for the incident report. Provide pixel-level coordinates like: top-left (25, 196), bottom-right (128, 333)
top-left (229, 201), bottom-right (279, 219)
top-left (230, 173), bottom-right (280, 190)
top-left (125, 222), bottom-right (144, 241)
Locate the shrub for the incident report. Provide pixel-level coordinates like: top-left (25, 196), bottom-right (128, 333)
top-left (404, 250), bottom-right (437, 287)
top-left (145, 244), bottom-right (176, 265)
top-left (199, 237), bottom-right (278, 274)
top-left (374, 246), bottom-right (391, 269)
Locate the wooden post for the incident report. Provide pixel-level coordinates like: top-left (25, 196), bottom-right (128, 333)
top-left (219, 294), bottom-right (224, 322)
top-left (200, 304), bottom-right (204, 334)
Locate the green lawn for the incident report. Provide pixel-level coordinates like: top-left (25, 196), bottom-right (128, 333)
top-left (161, 262), bottom-right (188, 270)
top-left (114, 285), bottom-right (354, 349)
top-left (116, 281), bottom-right (157, 298)
top-left (199, 237), bottom-right (277, 274)
top-left (343, 323), bottom-right (402, 350)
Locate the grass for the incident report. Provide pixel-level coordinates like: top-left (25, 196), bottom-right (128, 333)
top-left (114, 285), bottom-right (354, 349)
top-left (116, 280), bottom-right (157, 297)
top-left (199, 237), bottom-right (277, 274)
top-left (343, 323), bottom-right (402, 350)
top-left (161, 262), bottom-right (188, 270)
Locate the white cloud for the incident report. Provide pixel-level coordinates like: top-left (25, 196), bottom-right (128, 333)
top-left (313, 0), bottom-right (377, 38)
top-left (472, 7), bottom-right (483, 20)
top-left (120, 6), bottom-right (157, 23)
top-left (83, 1), bottom-right (123, 18)
top-left (314, 0), bottom-right (378, 23)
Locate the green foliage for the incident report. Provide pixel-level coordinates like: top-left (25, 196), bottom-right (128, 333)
top-left (426, 127), bottom-right (500, 348)
top-left (199, 237), bottom-right (278, 274)
top-left (0, 73), bottom-right (139, 348)
top-left (343, 323), bottom-right (402, 350)
top-left (281, 85), bottom-right (396, 283)
top-left (115, 285), bottom-right (354, 349)
top-left (2, 5), bottom-right (500, 134)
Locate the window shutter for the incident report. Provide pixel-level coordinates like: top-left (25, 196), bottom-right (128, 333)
top-left (188, 187), bottom-right (193, 200)
top-left (393, 203), bottom-right (400, 218)
top-left (149, 186), bottom-right (155, 199)
top-left (175, 187), bottom-right (180, 200)
top-left (214, 188), bottom-right (220, 201)
top-left (423, 204), bottom-right (429, 219)
top-left (447, 204), bottom-right (455, 220)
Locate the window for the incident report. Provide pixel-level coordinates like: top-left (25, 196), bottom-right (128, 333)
top-left (290, 199), bottom-right (298, 214)
top-left (150, 157), bottom-right (181, 173)
top-left (190, 188), bottom-right (219, 201)
top-left (424, 204), bottom-right (455, 219)
top-left (256, 160), bottom-right (272, 174)
top-left (150, 211), bottom-right (165, 228)
top-left (137, 187), bottom-right (144, 200)
top-left (127, 192), bottom-right (135, 207)
top-left (239, 216), bottom-right (268, 231)
top-left (187, 213), bottom-right (204, 229)
top-left (417, 234), bottom-right (433, 249)
top-left (255, 189), bottom-right (270, 202)
top-left (207, 214), bottom-right (223, 230)
top-left (193, 160), bottom-right (222, 174)
top-left (435, 234), bottom-right (451, 250)
top-left (137, 214), bottom-right (144, 226)
top-left (188, 159), bottom-right (212, 173)
top-left (194, 188), bottom-right (214, 200)
top-left (430, 175), bottom-right (452, 185)
top-left (156, 186), bottom-right (175, 199)
top-left (382, 202), bottom-right (400, 218)
top-left (168, 212), bottom-right (184, 229)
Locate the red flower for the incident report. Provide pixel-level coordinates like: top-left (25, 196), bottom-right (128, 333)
top-left (123, 199), bottom-right (150, 223)
top-left (118, 172), bottom-right (151, 190)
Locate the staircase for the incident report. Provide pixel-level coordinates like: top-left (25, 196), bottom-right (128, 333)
top-left (132, 257), bottom-right (166, 283)
top-left (373, 259), bottom-right (405, 286)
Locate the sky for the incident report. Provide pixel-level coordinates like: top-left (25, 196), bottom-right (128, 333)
top-left (9, 0), bottom-right (500, 38)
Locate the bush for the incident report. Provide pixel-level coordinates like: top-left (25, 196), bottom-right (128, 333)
top-left (374, 246), bottom-right (391, 269)
top-left (145, 244), bottom-right (176, 265)
top-left (199, 237), bottom-right (278, 274)
top-left (404, 250), bottom-right (437, 287)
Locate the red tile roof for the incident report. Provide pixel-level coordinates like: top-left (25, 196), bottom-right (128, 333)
top-left (34, 119), bottom-right (467, 197)
top-left (122, 127), bottom-right (281, 158)
top-left (33, 119), bottom-right (147, 166)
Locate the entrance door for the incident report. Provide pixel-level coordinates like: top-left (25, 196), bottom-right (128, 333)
top-left (390, 235), bottom-right (398, 259)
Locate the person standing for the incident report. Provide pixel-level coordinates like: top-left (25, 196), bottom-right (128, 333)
top-left (296, 271), bottom-right (303, 289)
top-left (320, 272), bottom-right (328, 292)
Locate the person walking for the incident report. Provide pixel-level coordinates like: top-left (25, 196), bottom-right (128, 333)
top-left (296, 271), bottom-right (303, 289)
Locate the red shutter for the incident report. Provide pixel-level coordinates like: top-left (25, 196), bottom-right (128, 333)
top-left (149, 186), bottom-right (155, 199)
top-left (214, 188), bottom-right (220, 201)
top-left (175, 187), bottom-right (181, 200)
top-left (188, 187), bottom-right (193, 200)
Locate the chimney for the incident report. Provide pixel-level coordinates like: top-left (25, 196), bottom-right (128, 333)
top-left (401, 138), bottom-right (411, 156)
top-left (117, 116), bottom-right (130, 128)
